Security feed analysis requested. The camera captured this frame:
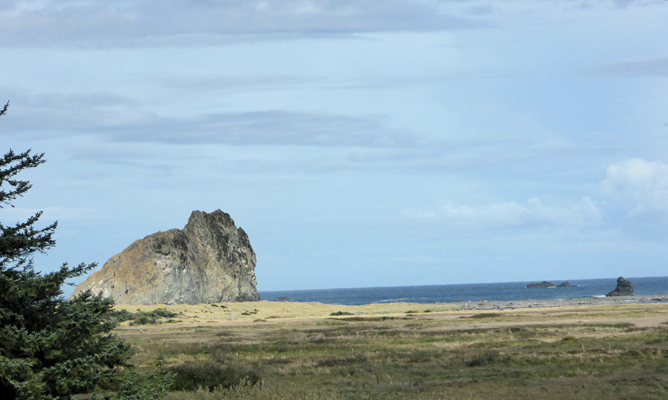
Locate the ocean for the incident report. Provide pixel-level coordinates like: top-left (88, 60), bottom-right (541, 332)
top-left (259, 276), bottom-right (668, 306)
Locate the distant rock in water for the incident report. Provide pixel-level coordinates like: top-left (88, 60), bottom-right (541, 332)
top-left (557, 282), bottom-right (572, 287)
top-left (527, 281), bottom-right (556, 288)
top-left (606, 276), bottom-right (634, 297)
top-left (73, 209), bottom-right (260, 305)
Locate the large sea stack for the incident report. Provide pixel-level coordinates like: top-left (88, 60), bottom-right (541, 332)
top-left (606, 276), bottom-right (634, 297)
top-left (73, 209), bottom-right (260, 305)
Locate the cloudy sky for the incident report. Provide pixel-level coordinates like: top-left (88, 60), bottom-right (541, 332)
top-left (1, 0), bottom-right (668, 297)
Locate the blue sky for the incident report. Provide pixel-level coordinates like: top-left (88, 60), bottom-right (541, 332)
top-left (1, 0), bottom-right (667, 297)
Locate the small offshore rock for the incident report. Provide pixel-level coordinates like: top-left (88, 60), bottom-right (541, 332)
top-left (557, 282), bottom-right (573, 287)
top-left (606, 276), bottom-right (634, 297)
top-left (527, 281), bottom-right (556, 288)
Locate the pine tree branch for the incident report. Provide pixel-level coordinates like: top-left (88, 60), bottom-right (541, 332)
top-left (0, 149), bottom-right (46, 208)
top-left (0, 101), bottom-right (8, 117)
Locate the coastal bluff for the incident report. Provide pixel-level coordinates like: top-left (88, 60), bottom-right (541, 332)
top-left (73, 209), bottom-right (260, 305)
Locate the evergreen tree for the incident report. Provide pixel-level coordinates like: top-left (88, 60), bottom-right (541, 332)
top-left (0, 102), bottom-right (134, 399)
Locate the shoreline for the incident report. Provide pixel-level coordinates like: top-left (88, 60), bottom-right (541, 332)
top-left (453, 294), bottom-right (668, 310)
top-left (114, 294), bottom-right (668, 328)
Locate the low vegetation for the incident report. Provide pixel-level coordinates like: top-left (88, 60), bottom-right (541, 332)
top-left (112, 302), bottom-right (668, 400)
top-left (330, 311), bottom-right (354, 316)
top-left (169, 361), bottom-right (261, 392)
top-left (116, 308), bottom-right (181, 325)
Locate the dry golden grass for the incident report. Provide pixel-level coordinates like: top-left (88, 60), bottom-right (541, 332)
top-left (115, 301), bottom-right (458, 325)
top-left (111, 301), bottom-right (668, 399)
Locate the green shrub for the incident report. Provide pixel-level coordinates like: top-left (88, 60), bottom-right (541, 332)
top-left (168, 362), bottom-right (261, 392)
top-left (330, 311), bottom-right (354, 316)
top-left (111, 356), bottom-right (174, 400)
top-left (115, 309), bottom-right (137, 323)
top-left (125, 308), bottom-right (179, 326)
top-left (152, 308), bottom-right (179, 318)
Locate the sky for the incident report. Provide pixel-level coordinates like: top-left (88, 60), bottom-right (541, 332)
top-left (1, 0), bottom-right (668, 298)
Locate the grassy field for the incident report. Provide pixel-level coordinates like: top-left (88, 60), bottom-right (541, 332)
top-left (112, 301), bottom-right (668, 399)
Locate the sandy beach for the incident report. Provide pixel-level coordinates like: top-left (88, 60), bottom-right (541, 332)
top-left (114, 293), bottom-right (668, 329)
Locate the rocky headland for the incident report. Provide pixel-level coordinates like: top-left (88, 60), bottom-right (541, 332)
top-left (73, 209), bottom-right (260, 305)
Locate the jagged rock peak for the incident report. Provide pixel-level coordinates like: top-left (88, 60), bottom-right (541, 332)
top-left (73, 209), bottom-right (260, 305)
top-left (606, 276), bottom-right (634, 297)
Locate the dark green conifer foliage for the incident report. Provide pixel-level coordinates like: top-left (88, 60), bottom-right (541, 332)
top-left (0, 102), bottom-right (134, 399)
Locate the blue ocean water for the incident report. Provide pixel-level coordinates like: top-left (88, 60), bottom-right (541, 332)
top-left (259, 276), bottom-right (668, 306)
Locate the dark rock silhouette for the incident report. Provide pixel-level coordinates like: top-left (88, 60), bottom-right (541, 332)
top-left (527, 281), bottom-right (556, 288)
top-left (606, 276), bottom-right (634, 297)
top-left (557, 282), bottom-right (572, 287)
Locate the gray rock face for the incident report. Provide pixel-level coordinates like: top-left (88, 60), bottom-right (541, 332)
top-left (606, 276), bottom-right (634, 297)
top-left (73, 210), bottom-right (260, 304)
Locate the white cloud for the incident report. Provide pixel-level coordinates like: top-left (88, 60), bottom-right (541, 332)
top-left (602, 158), bottom-right (668, 216)
top-left (2, 99), bottom-right (419, 148)
top-left (399, 158), bottom-right (668, 235)
top-left (400, 196), bottom-right (600, 229)
top-left (0, 0), bottom-right (480, 48)
top-left (3, 0), bottom-right (652, 49)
